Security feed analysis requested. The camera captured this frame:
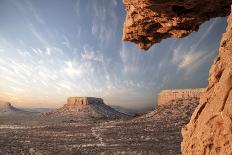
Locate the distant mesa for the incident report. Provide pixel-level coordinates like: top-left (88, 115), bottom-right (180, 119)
top-left (46, 97), bottom-right (128, 120)
top-left (0, 101), bottom-right (33, 116)
top-left (157, 88), bottom-right (205, 106)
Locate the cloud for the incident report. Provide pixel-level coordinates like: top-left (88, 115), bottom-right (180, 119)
top-left (119, 42), bottom-right (143, 74)
top-left (11, 0), bottom-right (46, 25)
top-left (62, 36), bottom-right (71, 49)
top-left (81, 46), bottom-right (104, 63)
top-left (63, 60), bottom-right (82, 78)
top-left (25, 0), bottom-right (46, 25)
top-left (46, 47), bottom-right (63, 56)
top-left (28, 24), bottom-right (48, 46)
top-left (91, 0), bottom-right (118, 45)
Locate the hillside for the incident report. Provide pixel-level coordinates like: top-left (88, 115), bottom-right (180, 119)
top-left (45, 97), bottom-right (127, 121)
top-left (0, 101), bottom-right (32, 116)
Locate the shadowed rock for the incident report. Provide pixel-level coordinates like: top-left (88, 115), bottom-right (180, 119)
top-left (122, 0), bottom-right (232, 50)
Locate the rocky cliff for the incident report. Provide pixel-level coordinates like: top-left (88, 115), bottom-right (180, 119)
top-left (122, 1), bottom-right (232, 154)
top-left (47, 97), bottom-right (127, 120)
top-left (158, 88), bottom-right (205, 106)
top-left (122, 0), bottom-right (232, 50)
top-left (181, 8), bottom-right (232, 155)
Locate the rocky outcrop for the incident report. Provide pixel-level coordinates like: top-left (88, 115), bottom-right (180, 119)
top-left (181, 8), bottom-right (232, 154)
top-left (158, 88), bottom-right (205, 106)
top-left (122, 0), bottom-right (232, 154)
top-left (47, 97), bottom-right (127, 120)
top-left (122, 0), bottom-right (232, 50)
top-left (0, 101), bottom-right (31, 116)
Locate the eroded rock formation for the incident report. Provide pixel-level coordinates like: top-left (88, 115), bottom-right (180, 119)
top-left (122, 0), bottom-right (232, 50)
top-left (0, 101), bottom-right (30, 115)
top-left (47, 97), bottom-right (127, 120)
top-left (157, 88), bottom-right (205, 106)
top-left (122, 1), bottom-right (232, 154)
top-left (181, 8), bottom-right (232, 154)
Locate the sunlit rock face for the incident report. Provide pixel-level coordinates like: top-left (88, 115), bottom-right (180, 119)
top-left (157, 88), bottom-right (205, 106)
top-left (181, 8), bottom-right (232, 154)
top-left (122, 0), bottom-right (232, 50)
top-left (122, 0), bottom-right (232, 154)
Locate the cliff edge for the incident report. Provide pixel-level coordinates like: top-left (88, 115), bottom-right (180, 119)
top-left (157, 88), bottom-right (205, 106)
top-left (181, 7), bottom-right (232, 154)
top-left (122, 1), bottom-right (232, 154)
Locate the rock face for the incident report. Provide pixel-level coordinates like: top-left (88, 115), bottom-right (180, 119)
top-left (123, 1), bottom-right (232, 154)
top-left (47, 97), bottom-right (127, 120)
top-left (181, 8), bottom-right (232, 154)
top-left (122, 0), bottom-right (232, 50)
top-left (158, 88), bottom-right (205, 106)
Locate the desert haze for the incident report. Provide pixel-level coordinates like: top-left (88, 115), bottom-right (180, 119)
top-left (0, 92), bottom-right (201, 154)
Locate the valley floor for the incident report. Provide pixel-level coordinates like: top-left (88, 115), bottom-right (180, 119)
top-left (0, 99), bottom-right (198, 155)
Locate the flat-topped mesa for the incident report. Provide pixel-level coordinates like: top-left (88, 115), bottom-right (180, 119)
top-left (66, 97), bottom-right (104, 106)
top-left (157, 88), bottom-right (205, 106)
top-left (48, 97), bottom-right (127, 120)
top-left (122, 0), bottom-right (232, 50)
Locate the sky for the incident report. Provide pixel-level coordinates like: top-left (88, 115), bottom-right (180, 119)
top-left (0, 0), bottom-right (227, 110)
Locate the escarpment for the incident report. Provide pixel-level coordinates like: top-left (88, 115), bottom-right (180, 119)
top-left (122, 1), bottom-right (232, 154)
top-left (157, 88), bottom-right (205, 106)
top-left (122, 0), bottom-right (232, 50)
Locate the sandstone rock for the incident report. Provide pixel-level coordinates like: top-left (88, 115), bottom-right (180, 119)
top-left (181, 7), bottom-right (232, 155)
top-left (122, 0), bottom-right (232, 50)
top-left (123, 1), bottom-right (232, 154)
top-left (47, 97), bottom-right (127, 120)
top-left (157, 88), bottom-right (205, 106)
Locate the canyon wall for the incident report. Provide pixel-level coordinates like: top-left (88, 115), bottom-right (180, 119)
top-left (158, 88), bottom-right (205, 106)
top-left (123, 0), bottom-right (232, 50)
top-left (122, 1), bottom-right (232, 154)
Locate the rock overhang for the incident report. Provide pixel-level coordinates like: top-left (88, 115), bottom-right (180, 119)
top-left (122, 0), bottom-right (232, 50)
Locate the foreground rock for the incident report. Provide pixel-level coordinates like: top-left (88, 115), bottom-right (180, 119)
top-left (122, 0), bottom-right (231, 50)
top-left (123, 0), bottom-right (232, 154)
top-left (46, 97), bottom-right (127, 121)
top-left (181, 7), bottom-right (232, 155)
top-left (0, 97), bottom-right (198, 154)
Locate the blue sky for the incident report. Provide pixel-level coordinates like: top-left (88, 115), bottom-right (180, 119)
top-left (0, 0), bottom-right (227, 109)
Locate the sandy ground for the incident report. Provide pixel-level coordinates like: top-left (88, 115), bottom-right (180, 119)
top-left (0, 99), bottom-right (198, 155)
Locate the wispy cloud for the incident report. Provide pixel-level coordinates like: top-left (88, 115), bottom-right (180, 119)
top-left (28, 24), bottom-right (48, 46)
top-left (63, 60), bottom-right (82, 78)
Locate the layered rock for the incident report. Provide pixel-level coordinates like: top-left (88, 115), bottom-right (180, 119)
top-left (181, 8), bottom-right (232, 154)
top-left (47, 97), bottom-right (127, 120)
top-left (158, 88), bottom-right (205, 106)
top-left (122, 0), bottom-right (232, 50)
